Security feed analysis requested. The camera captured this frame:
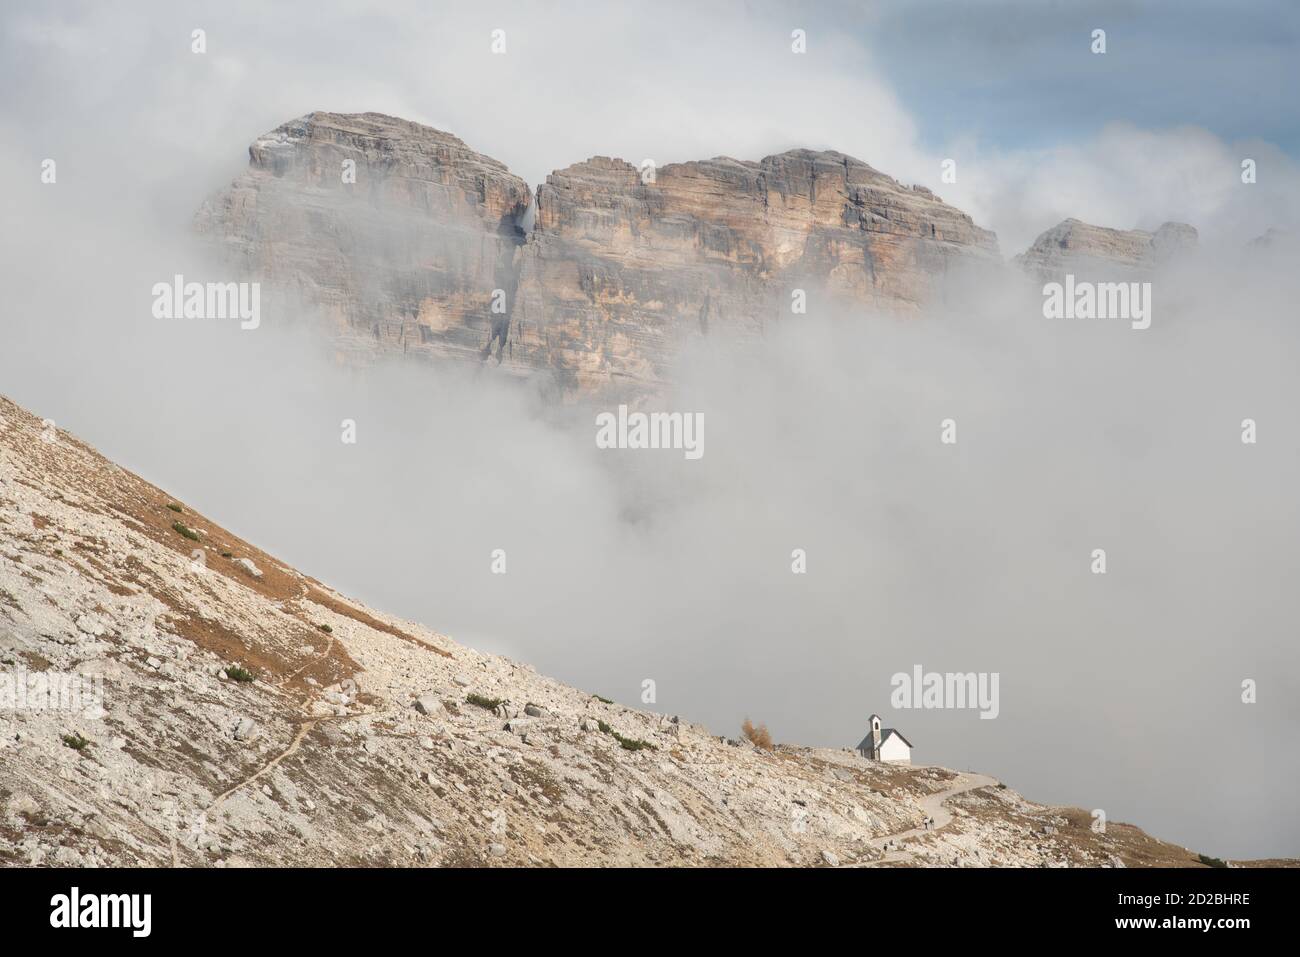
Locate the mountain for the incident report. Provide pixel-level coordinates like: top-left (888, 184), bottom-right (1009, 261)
top-left (195, 112), bottom-right (532, 366)
top-left (507, 151), bottom-right (998, 394)
top-left (197, 112), bottom-right (999, 396)
top-left (0, 394), bottom-right (1247, 867)
top-left (1015, 218), bottom-right (1198, 282)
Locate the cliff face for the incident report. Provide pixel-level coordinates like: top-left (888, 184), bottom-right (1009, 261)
top-left (1015, 218), bottom-right (1198, 282)
top-left (507, 151), bottom-right (999, 394)
top-left (198, 114), bottom-right (1000, 395)
top-left (195, 112), bottom-right (532, 364)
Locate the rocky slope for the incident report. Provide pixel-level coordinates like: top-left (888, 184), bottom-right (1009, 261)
top-left (198, 113), bottom-right (998, 396)
top-left (1015, 218), bottom-right (1198, 282)
top-left (0, 394), bottom-right (1238, 867)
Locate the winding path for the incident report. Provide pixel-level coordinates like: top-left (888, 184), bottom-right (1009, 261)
top-left (856, 769), bottom-right (1001, 865)
top-left (208, 717), bottom-right (320, 810)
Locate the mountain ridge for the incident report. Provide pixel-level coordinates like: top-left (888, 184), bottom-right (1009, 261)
top-left (0, 392), bottom-right (1256, 867)
top-left (197, 112), bottom-right (1002, 395)
top-left (196, 112), bottom-right (1223, 396)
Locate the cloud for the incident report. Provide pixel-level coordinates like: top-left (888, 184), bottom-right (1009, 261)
top-left (2, 0), bottom-right (1298, 861)
top-left (4, 0), bottom-right (1294, 252)
top-left (935, 123), bottom-right (1300, 254)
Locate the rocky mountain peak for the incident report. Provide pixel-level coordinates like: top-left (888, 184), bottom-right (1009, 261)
top-left (195, 112), bottom-right (532, 366)
top-left (1015, 217), bottom-right (1198, 281)
top-left (197, 114), bottom-right (1002, 397)
top-left (247, 111), bottom-right (521, 198)
top-left (510, 145), bottom-right (1002, 394)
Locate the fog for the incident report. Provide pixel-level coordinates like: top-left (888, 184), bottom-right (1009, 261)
top-left (3, 0), bottom-right (1298, 860)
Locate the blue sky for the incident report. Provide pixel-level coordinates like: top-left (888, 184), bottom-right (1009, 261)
top-left (854, 0), bottom-right (1300, 157)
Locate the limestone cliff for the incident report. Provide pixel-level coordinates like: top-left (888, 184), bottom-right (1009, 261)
top-left (198, 113), bottom-right (1000, 395)
top-left (195, 112), bottom-right (532, 364)
top-left (506, 151), bottom-right (999, 394)
top-left (1015, 218), bottom-right (1198, 282)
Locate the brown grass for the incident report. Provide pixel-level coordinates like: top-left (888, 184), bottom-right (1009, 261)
top-left (152, 585), bottom-right (359, 697)
top-left (742, 718), bottom-right (774, 751)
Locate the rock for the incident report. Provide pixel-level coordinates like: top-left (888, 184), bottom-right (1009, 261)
top-left (412, 694), bottom-right (440, 715)
top-left (523, 703), bottom-right (547, 718)
top-left (145, 656), bottom-right (162, 670)
top-left (1015, 218), bottom-right (1197, 282)
top-left (196, 112), bottom-right (531, 374)
top-left (821, 850), bottom-right (840, 867)
top-left (7, 793), bottom-right (40, 816)
top-left (235, 558), bottom-right (263, 579)
top-left (198, 113), bottom-right (999, 399)
top-left (487, 842), bottom-right (507, 858)
top-left (579, 717), bottom-right (602, 732)
top-left (510, 151), bottom-right (998, 396)
top-left (232, 718), bottom-right (259, 742)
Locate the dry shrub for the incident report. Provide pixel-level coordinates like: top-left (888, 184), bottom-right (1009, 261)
top-left (742, 718), bottom-right (774, 751)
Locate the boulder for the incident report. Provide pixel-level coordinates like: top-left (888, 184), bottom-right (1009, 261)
top-left (235, 558), bottom-right (263, 579)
